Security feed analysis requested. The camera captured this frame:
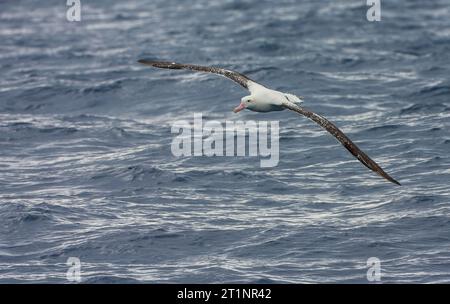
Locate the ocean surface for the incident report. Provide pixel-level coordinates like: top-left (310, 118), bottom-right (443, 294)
top-left (1, 0), bottom-right (450, 283)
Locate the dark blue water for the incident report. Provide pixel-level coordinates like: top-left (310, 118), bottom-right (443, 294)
top-left (1, 0), bottom-right (450, 283)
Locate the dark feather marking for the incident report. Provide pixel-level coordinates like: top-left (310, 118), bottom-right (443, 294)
top-left (138, 60), bottom-right (255, 90)
top-left (282, 102), bottom-right (401, 185)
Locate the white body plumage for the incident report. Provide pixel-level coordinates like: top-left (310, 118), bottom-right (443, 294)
top-left (240, 83), bottom-right (304, 113)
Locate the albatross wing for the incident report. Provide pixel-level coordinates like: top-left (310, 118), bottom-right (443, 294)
top-left (282, 101), bottom-right (401, 185)
top-left (138, 60), bottom-right (261, 92)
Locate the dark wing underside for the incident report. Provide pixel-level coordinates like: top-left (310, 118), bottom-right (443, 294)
top-left (282, 102), bottom-right (401, 185)
top-left (138, 60), bottom-right (255, 90)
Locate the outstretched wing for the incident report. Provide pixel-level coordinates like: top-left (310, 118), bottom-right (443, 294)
top-left (282, 102), bottom-right (401, 185)
top-left (138, 60), bottom-right (260, 91)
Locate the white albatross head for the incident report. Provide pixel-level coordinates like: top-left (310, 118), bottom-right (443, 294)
top-left (233, 95), bottom-right (255, 113)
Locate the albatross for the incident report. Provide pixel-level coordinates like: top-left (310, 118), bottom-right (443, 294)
top-left (138, 59), bottom-right (401, 185)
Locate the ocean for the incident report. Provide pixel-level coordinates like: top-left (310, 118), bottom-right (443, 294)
top-left (1, 0), bottom-right (450, 283)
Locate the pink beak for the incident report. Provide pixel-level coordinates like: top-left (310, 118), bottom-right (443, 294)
top-left (233, 102), bottom-right (246, 113)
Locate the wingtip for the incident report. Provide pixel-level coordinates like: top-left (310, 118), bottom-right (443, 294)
top-left (137, 60), bottom-right (180, 69)
top-left (386, 175), bottom-right (401, 186)
top-left (138, 59), bottom-right (159, 65)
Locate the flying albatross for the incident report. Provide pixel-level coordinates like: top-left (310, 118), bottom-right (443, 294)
top-left (138, 59), bottom-right (401, 185)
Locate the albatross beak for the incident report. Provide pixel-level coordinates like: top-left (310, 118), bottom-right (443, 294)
top-left (233, 102), bottom-right (246, 113)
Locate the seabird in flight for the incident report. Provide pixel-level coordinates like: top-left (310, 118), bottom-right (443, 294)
top-left (138, 59), bottom-right (401, 185)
